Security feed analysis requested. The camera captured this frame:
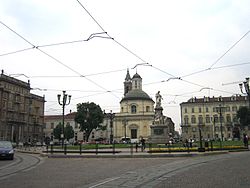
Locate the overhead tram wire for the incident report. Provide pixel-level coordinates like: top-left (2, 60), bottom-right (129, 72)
top-left (75, 1), bottom-right (213, 91)
top-left (0, 47), bottom-right (35, 57)
top-left (181, 29), bottom-right (250, 78)
top-left (0, 20), bottom-right (119, 99)
top-left (76, 1), bottom-right (246, 101)
top-left (209, 29), bottom-right (250, 69)
top-left (36, 32), bottom-right (113, 48)
top-left (28, 68), bottom-right (126, 78)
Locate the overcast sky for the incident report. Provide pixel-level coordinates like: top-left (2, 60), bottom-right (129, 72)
top-left (1, 0), bottom-right (250, 132)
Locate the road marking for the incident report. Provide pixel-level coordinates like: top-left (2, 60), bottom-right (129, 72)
top-left (88, 177), bottom-right (121, 188)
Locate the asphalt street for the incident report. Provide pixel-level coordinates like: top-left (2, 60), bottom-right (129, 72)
top-left (0, 151), bottom-right (249, 188)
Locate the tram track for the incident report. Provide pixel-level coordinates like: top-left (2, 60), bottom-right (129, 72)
top-left (0, 152), bottom-right (43, 180)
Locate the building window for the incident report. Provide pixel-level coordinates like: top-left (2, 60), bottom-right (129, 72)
top-left (121, 107), bottom-right (124, 112)
top-left (225, 106), bottom-right (230, 112)
top-left (232, 106), bottom-right (237, 112)
top-left (213, 107), bottom-right (218, 112)
top-left (206, 115), bottom-right (210, 123)
top-left (184, 115), bottom-right (189, 125)
top-left (51, 123), bottom-right (54, 129)
top-left (192, 108), bottom-right (195, 113)
top-left (184, 108), bottom-right (187, 113)
top-left (226, 115), bottom-right (231, 123)
top-left (146, 106), bottom-right (150, 112)
top-left (233, 115), bottom-right (238, 122)
top-left (135, 81), bottom-right (138, 89)
top-left (191, 115), bottom-right (196, 124)
top-left (131, 105), bottom-right (137, 114)
top-left (199, 107), bottom-right (202, 113)
top-left (206, 107), bottom-right (209, 113)
top-left (214, 115), bottom-right (219, 123)
top-left (198, 115), bottom-right (203, 125)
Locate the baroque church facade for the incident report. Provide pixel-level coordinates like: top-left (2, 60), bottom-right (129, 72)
top-left (113, 70), bottom-right (155, 142)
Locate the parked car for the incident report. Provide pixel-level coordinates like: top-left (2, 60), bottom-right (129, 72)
top-left (0, 141), bottom-right (14, 160)
top-left (120, 137), bottom-right (131, 144)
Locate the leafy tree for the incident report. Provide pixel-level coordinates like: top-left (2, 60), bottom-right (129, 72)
top-left (53, 122), bottom-right (74, 141)
top-left (64, 123), bottom-right (74, 141)
top-left (53, 122), bottom-right (63, 140)
top-left (75, 102), bottom-right (104, 142)
top-left (237, 106), bottom-right (250, 129)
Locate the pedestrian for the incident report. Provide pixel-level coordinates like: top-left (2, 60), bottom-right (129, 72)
top-left (185, 139), bottom-right (189, 148)
top-left (188, 138), bottom-right (193, 148)
top-left (141, 137), bottom-right (145, 152)
top-left (135, 142), bottom-right (139, 152)
top-left (243, 133), bottom-right (249, 147)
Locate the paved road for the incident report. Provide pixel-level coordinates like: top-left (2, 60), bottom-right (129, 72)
top-left (0, 153), bottom-right (43, 181)
top-left (0, 151), bottom-right (249, 187)
top-left (155, 151), bottom-right (250, 188)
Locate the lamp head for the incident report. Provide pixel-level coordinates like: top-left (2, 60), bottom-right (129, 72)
top-left (57, 94), bottom-right (61, 103)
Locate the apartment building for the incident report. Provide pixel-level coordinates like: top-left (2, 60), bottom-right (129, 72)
top-left (180, 95), bottom-right (249, 141)
top-left (0, 70), bottom-right (45, 144)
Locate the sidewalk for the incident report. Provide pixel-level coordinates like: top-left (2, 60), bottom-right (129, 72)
top-left (16, 146), bottom-right (245, 158)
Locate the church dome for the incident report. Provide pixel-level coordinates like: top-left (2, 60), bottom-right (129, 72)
top-left (121, 89), bottom-right (154, 102)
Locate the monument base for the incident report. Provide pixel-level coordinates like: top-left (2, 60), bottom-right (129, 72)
top-left (150, 125), bottom-right (170, 144)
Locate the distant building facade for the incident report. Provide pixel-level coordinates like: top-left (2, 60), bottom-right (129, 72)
top-left (44, 112), bottom-right (108, 143)
top-left (0, 70), bottom-right (45, 144)
top-left (180, 95), bottom-right (249, 141)
top-left (44, 112), bottom-right (79, 144)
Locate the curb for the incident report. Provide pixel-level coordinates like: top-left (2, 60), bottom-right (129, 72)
top-left (17, 149), bottom-right (249, 159)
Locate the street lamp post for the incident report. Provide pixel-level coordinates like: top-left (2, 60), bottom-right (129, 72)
top-left (198, 124), bottom-right (205, 152)
top-left (210, 117), bottom-right (215, 140)
top-left (216, 104), bottom-right (225, 150)
top-left (123, 119), bottom-right (128, 140)
top-left (239, 77), bottom-right (250, 109)
top-left (57, 91), bottom-right (71, 148)
top-left (105, 110), bottom-right (115, 144)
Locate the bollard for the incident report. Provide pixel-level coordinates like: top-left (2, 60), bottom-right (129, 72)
top-left (135, 143), bottom-right (139, 152)
top-left (80, 144), bottom-right (82, 155)
top-left (148, 143), bottom-right (152, 154)
top-left (64, 144), bottom-right (67, 155)
top-left (210, 140), bottom-right (213, 151)
top-left (130, 143), bottom-right (133, 155)
top-left (112, 142), bottom-right (115, 155)
top-left (50, 144), bottom-right (53, 154)
top-left (95, 143), bottom-right (98, 155)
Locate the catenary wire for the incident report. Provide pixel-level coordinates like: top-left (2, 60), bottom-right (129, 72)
top-left (0, 20), bottom-right (120, 99)
top-left (0, 47), bottom-right (35, 57)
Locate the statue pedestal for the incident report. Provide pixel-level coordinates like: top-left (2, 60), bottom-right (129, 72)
top-left (150, 124), bottom-right (170, 144)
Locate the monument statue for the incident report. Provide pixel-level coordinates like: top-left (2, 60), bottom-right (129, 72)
top-left (155, 91), bottom-right (163, 108)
